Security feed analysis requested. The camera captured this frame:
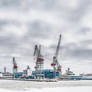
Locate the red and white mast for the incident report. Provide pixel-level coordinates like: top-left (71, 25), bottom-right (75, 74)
top-left (13, 57), bottom-right (18, 74)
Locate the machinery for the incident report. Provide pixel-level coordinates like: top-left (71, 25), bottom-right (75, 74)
top-left (33, 45), bottom-right (44, 79)
top-left (51, 34), bottom-right (62, 78)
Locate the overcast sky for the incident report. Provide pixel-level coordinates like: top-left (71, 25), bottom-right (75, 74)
top-left (0, 0), bottom-right (92, 74)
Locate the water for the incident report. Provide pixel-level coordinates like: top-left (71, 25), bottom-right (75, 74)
top-left (0, 80), bottom-right (92, 90)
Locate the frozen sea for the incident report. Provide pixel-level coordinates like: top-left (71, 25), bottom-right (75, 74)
top-left (0, 79), bottom-right (92, 92)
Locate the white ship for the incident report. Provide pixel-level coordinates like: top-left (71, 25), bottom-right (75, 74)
top-left (81, 74), bottom-right (92, 80)
top-left (60, 68), bottom-right (82, 80)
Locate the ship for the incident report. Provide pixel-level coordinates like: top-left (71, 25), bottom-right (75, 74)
top-left (60, 68), bottom-right (82, 80)
top-left (81, 74), bottom-right (92, 80)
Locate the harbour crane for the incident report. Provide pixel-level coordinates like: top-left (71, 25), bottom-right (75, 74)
top-left (51, 34), bottom-right (62, 78)
top-left (33, 45), bottom-right (44, 79)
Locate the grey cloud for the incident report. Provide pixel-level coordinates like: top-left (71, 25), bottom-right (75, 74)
top-left (27, 20), bottom-right (52, 38)
top-left (67, 0), bottom-right (92, 22)
top-left (81, 40), bottom-right (92, 45)
top-left (79, 27), bottom-right (91, 34)
top-left (0, 20), bottom-right (21, 29)
top-left (0, 0), bottom-right (92, 73)
top-left (65, 48), bottom-right (92, 61)
top-left (62, 42), bottom-right (92, 61)
top-left (0, 0), bottom-right (21, 9)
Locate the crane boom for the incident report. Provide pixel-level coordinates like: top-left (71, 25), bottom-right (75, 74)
top-left (55, 34), bottom-right (61, 58)
top-left (13, 57), bottom-right (17, 66)
top-left (34, 45), bottom-right (42, 58)
top-left (33, 45), bottom-right (38, 57)
top-left (38, 45), bottom-right (41, 57)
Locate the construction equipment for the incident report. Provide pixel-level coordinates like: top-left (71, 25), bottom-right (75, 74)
top-left (13, 57), bottom-right (18, 74)
top-left (51, 34), bottom-right (62, 78)
top-left (33, 45), bottom-right (44, 79)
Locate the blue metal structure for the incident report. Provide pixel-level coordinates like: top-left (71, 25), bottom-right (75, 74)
top-left (32, 69), bottom-right (59, 79)
top-left (13, 72), bottom-right (23, 78)
top-left (13, 69), bottom-right (59, 79)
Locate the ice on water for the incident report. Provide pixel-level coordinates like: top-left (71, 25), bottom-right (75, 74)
top-left (0, 80), bottom-right (92, 91)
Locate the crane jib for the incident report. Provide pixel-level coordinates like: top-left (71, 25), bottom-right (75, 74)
top-left (55, 34), bottom-right (61, 58)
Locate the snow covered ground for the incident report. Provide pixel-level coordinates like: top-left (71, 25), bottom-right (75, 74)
top-left (0, 80), bottom-right (92, 92)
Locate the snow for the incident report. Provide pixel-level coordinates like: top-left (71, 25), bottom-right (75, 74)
top-left (0, 80), bottom-right (92, 92)
top-left (0, 73), bottom-right (3, 77)
top-left (0, 87), bottom-right (92, 92)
